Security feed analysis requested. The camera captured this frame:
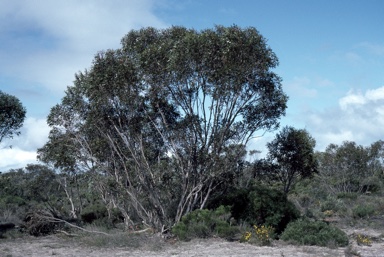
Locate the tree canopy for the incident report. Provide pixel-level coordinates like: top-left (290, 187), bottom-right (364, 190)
top-left (256, 126), bottom-right (318, 194)
top-left (38, 25), bottom-right (288, 230)
top-left (317, 140), bottom-right (384, 194)
top-left (0, 91), bottom-right (26, 144)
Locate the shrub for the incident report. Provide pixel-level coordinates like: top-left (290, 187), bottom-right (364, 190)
top-left (280, 219), bottom-right (348, 247)
top-left (241, 224), bottom-right (274, 245)
top-left (320, 197), bottom-right (341, 212)
top-left (352, 204), bottom-right (375, 219)
top-left (80, 204), bottom-right (108, 224)
top-left (246, 185), bottom-right (300, 234)
top-left (0, 226), bottom-right (23, 239)
top-left (1, 195), bottom-right (26, 206)
top-left (361, 177), bottom-right (382, 194)
top-left (336, 192), bottom-right (358, 200)
top-left (356, 234), bottom-right (372, 246)
top-left (207, 187), bottom-right (249, 221)
top-left (208, 184), bottom-right (300, 235)
top-left (172, 206), bottom-right (239, 241)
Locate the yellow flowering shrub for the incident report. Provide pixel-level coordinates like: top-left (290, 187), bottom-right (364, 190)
top-left (254, 225), bottom-right (274, 245)
top-left (241, 224), bottom-right (274, 245)
top-left (323, 210), bottom-right (333, 217)
top-left (356, 234), bottom-right (372, 246)
top-left (241, 231), bottom-right (252, 242)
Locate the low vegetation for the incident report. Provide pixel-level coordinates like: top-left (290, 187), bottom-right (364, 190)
top-left (172, 206), bottom-right (239, 241)
top-left (280, 219), bottom-right (349, 247)
top-left (1, 140), bottom-right (384, 250)
top-left (240, 224), bottom-right (275, 245)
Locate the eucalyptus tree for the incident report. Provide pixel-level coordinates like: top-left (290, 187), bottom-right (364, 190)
top-left (261, 126), bottom-right (318, 194)
top-left (0, 90), bottom-right (26, 144)
top-left (317, 141), bottom-right (383, 194)
top-left (38, 25), bottom-right (288, 231)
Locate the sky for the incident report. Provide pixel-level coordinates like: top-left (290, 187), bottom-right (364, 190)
top-left (1, 0), bottom-right (384, 171)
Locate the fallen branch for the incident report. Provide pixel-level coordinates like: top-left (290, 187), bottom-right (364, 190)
top-left (130, 227), bottom-right (153, 234)
top-left (56, 230), bottom-right (79, 237)
top-left (54, 218), bottom-right (110, 236)
top-left (35, 213), bottom-right (110, 236)
top-left (32, 211), bottom-right (155, 236)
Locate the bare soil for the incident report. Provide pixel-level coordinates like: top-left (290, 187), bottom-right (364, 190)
top-left (0, 228), bottom-right (383, 257)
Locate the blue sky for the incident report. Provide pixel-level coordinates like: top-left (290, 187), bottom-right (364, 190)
top-left (1, 0), bottom-right (384, 171)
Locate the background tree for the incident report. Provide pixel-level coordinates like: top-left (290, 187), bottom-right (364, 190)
top-left (0, 165), bottom-right (65, 224)
top-left (317, 141), bottom-right (383, 194)
top-left (38, 25), bottom-right (288, 231)
top-left (258, 126), bottom-right (318, 194)
top-left (0, 90), bottom-right (26, 144)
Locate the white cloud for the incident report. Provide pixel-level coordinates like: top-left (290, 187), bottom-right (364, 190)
top-left (304, 86), bottom-right (384, 151)
top-left (17, 117), bottom-right (51, 150)
top-left (339, 90), bottom-right (366, 110)
top-left (0, 0), bottom-right (167, 92)
top-left (20, 0), bottom-right (164, 50)
top-left (0, 0), bottom-right (168, 171)
top-left (0, 148), bottom-right (37, 172)
top-left (339, 87), bottom-right (384, 111)
top-left (0, 117), bottom-right (50, 171)
top-left (366, 87), bottom-right (384, 101)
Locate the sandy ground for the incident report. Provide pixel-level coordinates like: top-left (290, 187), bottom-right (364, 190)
top-left (0, 228), bottom-right (383, 257)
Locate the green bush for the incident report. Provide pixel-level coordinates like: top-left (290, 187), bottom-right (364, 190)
top-left (80, 204), bottom-right (108, 224)
top-left (352, 204), bottom-right (375, 219)
top-left (172, 206), bottom-right (239, 241)
top-left (247, 186), bottom-right (300, 234)
top-left (209, 184), bottom-right (300, 235)
top-left (361, 177), bottom-right (382, 194)
top-left (336, 192), bottom-right (358, 200)
top-left (320, 196), bottom-right (343, 212)
top-left (207, 187), bottom-right (249, 221)
top-left (1, 195), bottom-right (26, 206)
top-left (210, 185), bottom-right (299, 235)
top-left (280, 219), bottom-right (348, 247)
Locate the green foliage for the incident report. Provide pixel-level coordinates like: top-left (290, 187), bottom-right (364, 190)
top-left (1, 195), bottom-right (26, 206)
top-left (38, 25), bottom-right (288, 230)
top-left (287, 140), bottom-right (384, 224)
top-left (0, 165), bottom-right (72, 223)
top-left (336, 192), bottom-right (358, 200)
top-left (0, 90), bottom-right (26, 143)
top-left (0, 226), bottom-right (23, 239)
top-left (352, 204), bottom-right (375, 219)
top-left (280, 219), bottom-right (349, 247)
top-left (172, 206), bottom-right (239, 241)
top-left (320, 197), bottom-right (342, 212)
top-left (80, 204), bottom-right (108, 224)
top-left (208, 184), bottom-right (300, 235)
top-left (260, 126), bottom-right (318, 194)
top-left (247, 185), bottom-right (300, 234)
top-left (317, 141), bottom-right (383, 194)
